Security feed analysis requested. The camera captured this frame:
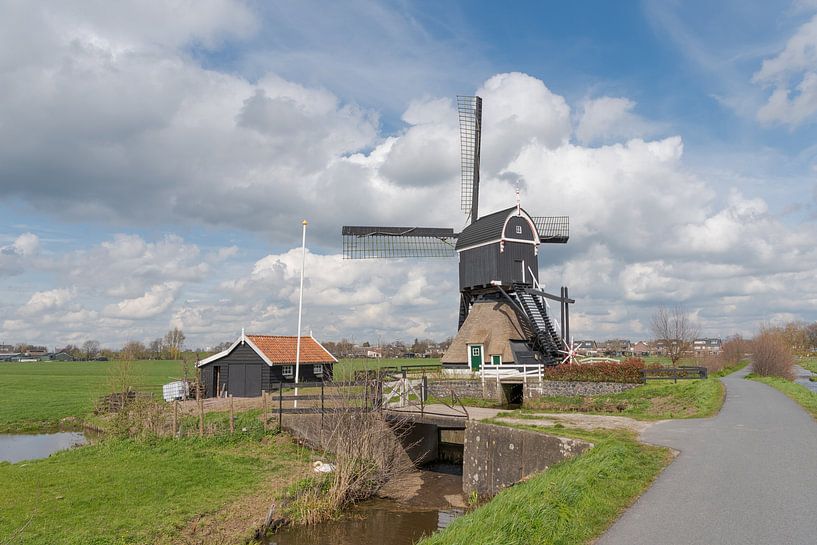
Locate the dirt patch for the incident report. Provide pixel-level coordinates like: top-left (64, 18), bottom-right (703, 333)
top-left (157, 435), bottom-right (310, 545)
top-left (648, 396), bottom-right (698, 417)
top-left (498, 413), bottom-right (653, 434)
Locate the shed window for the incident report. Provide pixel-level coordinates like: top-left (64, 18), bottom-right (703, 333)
top-left (313, 364), bottom-right (323, 376)
top-left (282, 365), bottom-right (294, 377)
top-left (515, 225), bottom-right (522, 235)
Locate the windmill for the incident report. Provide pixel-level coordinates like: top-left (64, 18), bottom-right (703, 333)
top-left (341, 96), bottom-right (574, 369)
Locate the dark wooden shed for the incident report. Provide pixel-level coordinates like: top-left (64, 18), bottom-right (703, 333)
top-left (197, 332), bottom-right (337, 398)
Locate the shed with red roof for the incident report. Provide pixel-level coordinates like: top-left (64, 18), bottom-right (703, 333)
top-left (197, 330), bottom-right (337, 397)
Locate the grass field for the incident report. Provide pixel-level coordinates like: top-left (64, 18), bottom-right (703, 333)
top-left (0, 360), bottom-right (183, 432)
top-left (418, 426), bottom-right (671, 545)
top-left (0, 428), bottom-right (311, 544)
top-left (0, 358), bottom-right (438, 432)
top-left (521, 379), bottom-right (724, 420)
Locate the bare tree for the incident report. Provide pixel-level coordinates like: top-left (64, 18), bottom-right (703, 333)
top-left (650, 306), bottom-right (699, 364)
top-left (163, 328), bottom-right (185, 361)
top-left (82, 340), bottom-right (101, 361)
top-left (121, 340), bottom-right (146, 361)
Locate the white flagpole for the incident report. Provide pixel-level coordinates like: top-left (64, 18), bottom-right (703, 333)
top-left (294, 220), bottom-right (307, 408)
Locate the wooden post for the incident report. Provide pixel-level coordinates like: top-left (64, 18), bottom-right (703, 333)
top-left (320, 380), bottom-right (325, 430)
top-left (173, 399), bottom-right (178, 438)
top-left (278, 382), bottom-right (283, 430)
top-left (262, 390), bottom-right (268, 430)
top-left (229, 394), bottom-right (235, 434)
top-left (197, 386), bottom-right (204, 437)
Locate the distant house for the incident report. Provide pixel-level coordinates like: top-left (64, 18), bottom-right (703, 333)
top-left (631, 341), bottom-right (651, 356)
top-left (693, 338), bottom-right (722, 355)
top-left (603, 339), bottom-right (632, 356)
top-left (366, 349), bottom-right (383, 358)
top-left (50, 351), bottom-right (74, 361)
top-left (575, 340), bottom-right (598, 356)
top-left (197, 331), bottom-right (337, 398)
top-left (0, 344), bottom-right (14, 355)
top-left (26, 346), bottom-right (48, 357)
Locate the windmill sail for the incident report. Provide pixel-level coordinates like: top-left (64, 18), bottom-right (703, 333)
top-left (532, 216), bottom-right (570, 243)
top-left (457, 95), bottom-right (482, 224)
top-left (342, 226), bottom-right (457, 259)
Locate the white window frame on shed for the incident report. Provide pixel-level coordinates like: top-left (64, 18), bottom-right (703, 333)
top-left (313, 364), bottom-right (323, 375)
top-left (282, 365), bottom-right (294, 377)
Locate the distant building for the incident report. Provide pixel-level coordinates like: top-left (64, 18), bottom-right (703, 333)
top-left (197, 331), bottom-right (336, 398)
top-left (631, 341), bottom-right (651, 356)
top-left (603, 339), bottom-right (632, 356)
top-left (575, 340), bottom-right (598, 356)
top-left (693, 338), bottom-right (722, 355)
top-left (366, 349), bottom-right (383, 358)
top-left (0, 344), bottom-right (14, 355)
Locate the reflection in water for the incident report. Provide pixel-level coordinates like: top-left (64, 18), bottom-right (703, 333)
top-left (0, 432), bottom-right (88, 463)
top-left (266, 501), bottom-right (463, 545)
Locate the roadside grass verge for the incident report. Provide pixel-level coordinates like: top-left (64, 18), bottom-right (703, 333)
top-left (711, 360), bottom-right (749, 378)
top-left (747, 374), bottom-right (817, 420)
top-left (0, 360), bottom-right (181, 432)
top-left (522, 379), bottom-right (724, 420)
top-left (0, 431), bottom-right (311, 545)
top-left (417, 425), bottom-right (671, 545)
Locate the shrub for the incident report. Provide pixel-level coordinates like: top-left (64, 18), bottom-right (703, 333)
top-left (720, 335), bottom-right (748, 366)
top-left (752, 329), bottom-right (794, 379)
top-left (540, 358), bottom-right (646, 384)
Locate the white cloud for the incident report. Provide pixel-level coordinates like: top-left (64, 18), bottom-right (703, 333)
top-left (0, 233), bottom-right (40, 276)
top-left (575, 97), bottom-right (657, 144)
top-left (19, 288), bottom-right (76, 316)
top-left (104, 282), bottom-right (182, 319)
top-left (754, 14), bottom-right (817, 126)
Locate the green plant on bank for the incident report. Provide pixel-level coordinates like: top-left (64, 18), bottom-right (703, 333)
top-left (0, 431), bottom-right (312, 545)
top-left (747, 374), bottom-right (817, 420)
top-left (521, 379), bottom-right (724, 420)
top-left (417, 424), bottom-right (671, 545)
top-left (797, 356), bottom-right (817, 374)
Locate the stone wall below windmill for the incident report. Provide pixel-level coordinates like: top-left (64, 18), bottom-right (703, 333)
top-left (463, 422), bottom-right (592, 498)
top-left (524, 381), bottom-right (640, 398)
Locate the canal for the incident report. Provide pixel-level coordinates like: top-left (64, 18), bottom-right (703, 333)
top-left (0, 431), bottom-right (89, 463)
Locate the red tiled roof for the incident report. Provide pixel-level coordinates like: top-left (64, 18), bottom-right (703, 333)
top-left (246, 335), bottom-right (336, 364)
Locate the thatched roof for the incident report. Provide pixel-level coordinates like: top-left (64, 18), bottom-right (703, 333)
top-left (441, 300), bottom-right (528, 364)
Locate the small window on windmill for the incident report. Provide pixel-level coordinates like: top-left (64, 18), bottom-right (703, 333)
top-left (515, 225), bottom-right (522, 235)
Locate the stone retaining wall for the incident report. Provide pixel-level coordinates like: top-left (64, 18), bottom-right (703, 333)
top-left (524, 380), bottom-right (639, 398)
top-left (427, 379), bottom-right (485, 399)
top-left (429, 378), bottom-right (640, 402)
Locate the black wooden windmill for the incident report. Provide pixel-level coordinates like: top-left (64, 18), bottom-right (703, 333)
top-left (342, 96), bottom-right (575, 369)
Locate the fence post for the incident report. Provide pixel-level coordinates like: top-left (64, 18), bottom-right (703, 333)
top-left (173, 399), bottom-right (178, 438)
top-left (197, 387), bottom-right (204, 437)
top-left (262, 390), bottom-right (267, 430)
top-left (229, 394), bottom-right (235, 434)
top-left (320, 380), bottom-right (325, 429)
top-left (278, 381), bottom-right (283, 430)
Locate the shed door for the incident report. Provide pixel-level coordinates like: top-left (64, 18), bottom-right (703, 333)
top-left (229, 364), bottom-right (246, 397)
top-left (244, 364), bottom-right (262, 397)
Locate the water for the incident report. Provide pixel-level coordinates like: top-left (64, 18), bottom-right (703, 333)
top-left (267, 465), bottom-right (465, 545)
top-left (265, 501), bottom-right (463, 545)
top-left (0, 432), bottom-right (88, 463)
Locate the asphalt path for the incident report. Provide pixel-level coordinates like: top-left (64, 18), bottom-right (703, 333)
top-left (597, 367), bottom-right (817, 545)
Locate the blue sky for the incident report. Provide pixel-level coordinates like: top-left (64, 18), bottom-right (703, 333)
top-left (3, 0), bottom-right (817, 349)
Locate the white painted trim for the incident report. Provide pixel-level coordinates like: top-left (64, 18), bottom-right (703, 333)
top-left (310, 333), bottom-right (339, 363)
top-left (197, 333), bottom-right (337, 367)
top-left (456, 236), bottom-right (537, 253)
top-left (502, 208), bottom-right (539, 242)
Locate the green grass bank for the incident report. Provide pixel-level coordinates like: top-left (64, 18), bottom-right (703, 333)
top-left (0, 429), bottom-right (311, 545)
top-left (748, 374), bottom-right (817, 420)
top-left (522, 378), bottom-right (724, 420)
top-left (418, 426), bottom-right (671, 545)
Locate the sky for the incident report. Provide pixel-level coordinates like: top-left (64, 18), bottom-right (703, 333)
top-left (3, 0), bottom-right (817, 349)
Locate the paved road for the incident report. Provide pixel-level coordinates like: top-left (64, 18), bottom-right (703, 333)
top-left (597, 368), bottom-right (817, 545)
